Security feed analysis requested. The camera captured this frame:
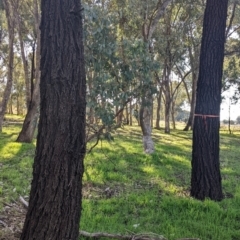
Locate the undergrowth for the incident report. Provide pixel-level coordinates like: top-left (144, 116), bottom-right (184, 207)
top-left (0, 117), bottom-right (240, 240)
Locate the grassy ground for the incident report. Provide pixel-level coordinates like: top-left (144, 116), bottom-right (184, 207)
top-left (0, 117), bottom-right (240, 240)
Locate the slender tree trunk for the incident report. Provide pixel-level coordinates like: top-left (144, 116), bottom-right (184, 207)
top-left (164, 78), bottom-right (171, 134)
top-left (9, 95), bottom-right (13, 114)
top-left (183, 72), bottom-right (197, 131)
top-left (0, 0), bottom-right (14, 132)
top-left (20, 0), bottom-right (86, 239)
top-left (17, 95), bottom-right (20, 115)
top-left (139, 0), bottom-right (174, 152)
top-left (16, 0), bottom-right (40, 143)
top-left (87, 71), bottom-right (95, 124)
top-left (125, 103), bottom-right (129, 125)
top-left (183, 42), bottom-right (199, 131)
top-left (171, 98), bottom-right (176, 130)
top-left (191, 0), bottom-right (228, 201)
top-left (155, 85), bottom-right (163, 129)
top-left (136, 100), bottom-right (140, 126)
top-left (140, 94), bottom-right (154, 154)
top-left (151, 97), bottom-right (153, 128)
top-left (15, 5), bottom-right (31, 108)
top-left (129, 100), bottom-right (132, 126)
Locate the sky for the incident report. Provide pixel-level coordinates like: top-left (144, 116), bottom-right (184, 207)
top-left (220, 86), bottom-right (240, 121)
top-left (220, 102), bottom-right (240, 121)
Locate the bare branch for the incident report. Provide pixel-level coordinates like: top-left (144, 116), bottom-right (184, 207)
top-left (19, 195), bottom-right (29, 209)
top-left (225, 1), bottom-right (237, 40)
top-left (86, 98), bottom-right (131, 143)
top-left (148, 0), bottom-right (175, 40)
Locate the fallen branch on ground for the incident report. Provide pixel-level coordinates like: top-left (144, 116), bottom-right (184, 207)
top-left (19, 195), bottom-right (29, 209)
top-left (79, 230), bottom-right (166, 240)
top-left (19, 193), bottom-right (200, 240)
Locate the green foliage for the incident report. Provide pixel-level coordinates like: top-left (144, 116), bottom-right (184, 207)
top-left (83, 1), bottom-right (160, 128)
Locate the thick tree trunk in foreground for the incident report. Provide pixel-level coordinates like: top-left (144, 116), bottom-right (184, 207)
top-left (191, 0), bottom-right (228, 201)
top-left (0, 0), bottom-right (14, 132)
top-left (20, 0), bottom-right (86, 239)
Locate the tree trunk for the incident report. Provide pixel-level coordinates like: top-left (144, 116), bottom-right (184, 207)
top-left (125, 103), bottom-right (129, 125)
top-left (0, 0), bottom-right (14, 132)
top-left (9, 95), bottom-right (13, 114)
top-left (151, 97), bottom-right (153, 128)
top-left (155, 85), bottom-right (163, 129)
top-left (139, 0), bottom-right (173, 152)
top-left (164, 78), bottom-right (171, 134)
top-left (20, 0), bottom-right (86, 239)
top-left (191, 0), bottom-right (228, 201)
top-left (87, 71), bottom-right (95, 124)
top-left (17, 95), bottom-right (20, 115)
top-left (183, 42), bottom-right (199, 131)
top-left (15, 6), bottom-right (31, 108)
top-left (129, 100), bottom-right (132, 126)
top-left (183, 72), bottom-right (197, 131)
top-left (140, 94), bottom-right (154, 154)
top-left (171, 98), bottom-right (176, 130)
top-left (16, 0), bottom-right (40, 143)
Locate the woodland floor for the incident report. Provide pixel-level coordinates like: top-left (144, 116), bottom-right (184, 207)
top-left (1, 117), bottom-right (240, 240)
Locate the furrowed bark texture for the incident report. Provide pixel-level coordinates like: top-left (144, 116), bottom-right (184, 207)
top-left (20, 0), bottom-right (86, 239)
top-left (191, 0), bottom-right (228, 201)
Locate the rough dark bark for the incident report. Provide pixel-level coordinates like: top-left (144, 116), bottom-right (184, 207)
top-left (191, 0), bottom-right (228, 201)
top-left (20, 0), bottom-right (86, 239)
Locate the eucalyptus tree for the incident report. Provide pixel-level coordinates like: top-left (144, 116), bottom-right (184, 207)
top-left (84, 0), bottom-right (160, 144)
top-left (222, 1), bottom-right (240, 103)
top-left (20, 0), bottom-right (86, 239)
top-left (0, 0), bottom-right (15, 132)
top-left (16, 0), bottom-right (41, 143)
top-left (182, 11), bottom-right (203, 131)
top-left (191, 0), bottom-right (228, 201)
top-left (153, 1), bottom-right (197, 133)
top-left (11, 0), bottom-right (32, 108)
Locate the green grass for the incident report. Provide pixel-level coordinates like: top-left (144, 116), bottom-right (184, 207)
top-left (0, 122), bottom-right (35, 204)
top-left (0, 120), bottom-right (240, 240)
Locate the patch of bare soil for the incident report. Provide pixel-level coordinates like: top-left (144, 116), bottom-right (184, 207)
top-left (0, 201), bottom-right (26, 240)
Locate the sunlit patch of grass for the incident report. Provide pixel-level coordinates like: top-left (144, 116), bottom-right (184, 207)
top-left (0, 123), bottom-right (35, 205)
top-left (1, 142), bottom-right (22, 159)
top-left (81, 125), bottom-right (240, 240)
